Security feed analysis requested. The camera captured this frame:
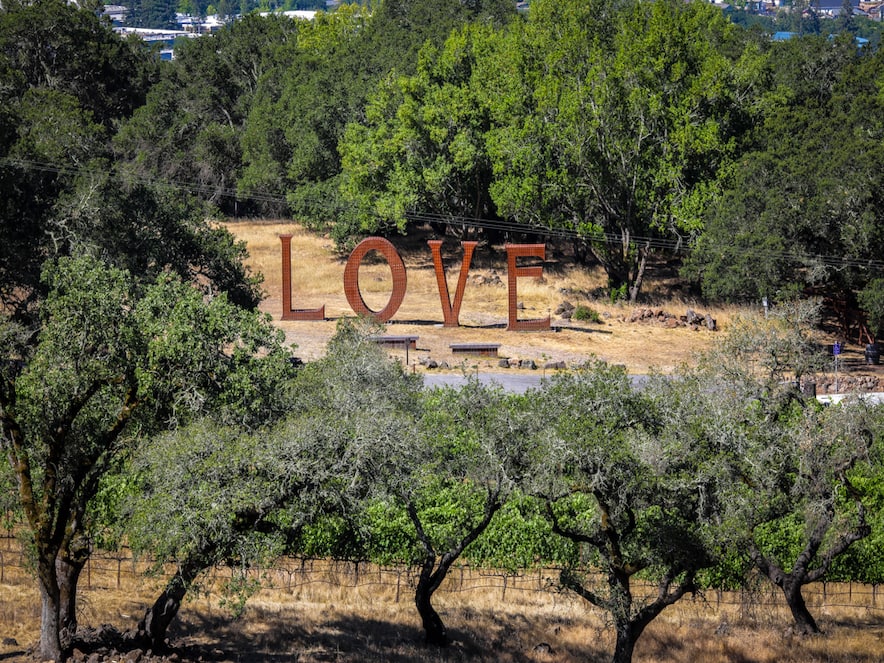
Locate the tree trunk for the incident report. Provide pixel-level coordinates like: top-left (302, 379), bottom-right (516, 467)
top-left (414, 575), bottom-right (448, 647)
top-left (135, 560), bottom-right (202, 651)
top-left (627, 243), bottom-right (650, 304)
top-left (612, 621), bottom-right (640, 663)
top-left (57, 554), bottom-right (86, 648)
top-left (37, 556), bottom-right (63, 662)
top-left (782, 579), bottom-right (820, 635)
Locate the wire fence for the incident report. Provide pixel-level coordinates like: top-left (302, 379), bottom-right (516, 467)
top-left (0, 534), bottom-right (881, 622)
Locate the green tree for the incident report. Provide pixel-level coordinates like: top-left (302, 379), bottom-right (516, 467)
top-left (239, 5), bottom-right (373, 219)
top-left (681, 311), bottom-right (883, 635)
top-left (0, 0), bottom-right (158, 318)
top-left (486, 0), bottom-right (753, 301)
top-left (391, 381), bottom-right (541, 646)
top-left (835, 0), bottom-right (857, 35)
top-left (530, 361), bottom-right (719, 663)
top-left (339, 23), bottom-right (501, 243)
top-left (124, 408), bottom-right (349, 650)
top-left (287, 320), bottom-right (540, 647)
top-left (859, 278), bottom-right (884, 342)
top-left (128, 0), bottom-right (179, 29)
top-left (0, 257), bottom-right (289, 660)
top-left (115, 13), bottom-right (300, 216)
top-left (685, 36), bottom-right (884, 320)
top-left (243, 0), bottom-right (515, 237)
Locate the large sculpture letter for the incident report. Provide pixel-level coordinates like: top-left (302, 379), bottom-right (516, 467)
top-left (506, 244), bottom-right (550, 331)
top-left (343, 237), bottom-right (407, 322)
top-left (428, 240), bottom-right (477, 327)
top-left (280, 234), bottom-right (325, 321)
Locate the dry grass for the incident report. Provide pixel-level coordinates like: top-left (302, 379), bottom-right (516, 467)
top-left (226, 220), bottom-right (746, 373)
top-left (0, 548), bottom-right (882, 662)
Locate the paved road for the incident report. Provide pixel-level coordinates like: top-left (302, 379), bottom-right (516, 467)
top-left (421, 372), bottom-right (649, 393)
top-left (421, 371), bottom-right (546, 393)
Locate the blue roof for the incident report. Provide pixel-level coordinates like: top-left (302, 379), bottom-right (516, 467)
top-left (773, 31), bottom-right (797, 41)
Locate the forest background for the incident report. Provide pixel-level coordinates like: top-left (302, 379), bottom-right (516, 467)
top-left (2, 1), bottom-right (884, 662)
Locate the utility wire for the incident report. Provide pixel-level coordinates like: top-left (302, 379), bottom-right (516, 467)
top-left (5, 156), bottom-right (884, 272)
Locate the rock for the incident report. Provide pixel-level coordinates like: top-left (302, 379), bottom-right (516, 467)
top-left (125, 649), bottom-right (144, 662)
top-left (705, 314), bottom-right (717, 331)
top-left (425, 359), bottom-right (438, 369)
top-left (533, 642), bottom-right (554, 654)
top-left (438, 361), bottom-right (449, 369)
top-left (544, 360), bottom-right (566, 370)
top-left (519, 359), bottom-right (537, 370)
top-left (2, 638), bottom-right (18, 646)
top-left (498, 358), bottom-right (510, 368)
top-left (517, 301), bottom-right (525, 310)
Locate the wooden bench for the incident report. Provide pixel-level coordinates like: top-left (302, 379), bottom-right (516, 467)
top-left (368, 335), bottom-right (419, 350)
top-left (449, 342), bottom-right (501, 357)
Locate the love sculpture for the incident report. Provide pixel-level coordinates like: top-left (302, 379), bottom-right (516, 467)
top-left (280, 235), bottom-right (550, 331)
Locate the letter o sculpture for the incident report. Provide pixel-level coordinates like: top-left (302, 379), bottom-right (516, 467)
top-left (343, 237), bottom-right (407, 322)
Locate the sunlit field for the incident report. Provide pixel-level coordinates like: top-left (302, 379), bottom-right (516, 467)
top-left (225, 220), bottom-right (750, 373)
top-left (0, 544), bottom-right (881, 662)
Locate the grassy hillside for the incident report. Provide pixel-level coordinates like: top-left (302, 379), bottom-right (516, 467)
top-left (230, 220), bottom-right (737, 374)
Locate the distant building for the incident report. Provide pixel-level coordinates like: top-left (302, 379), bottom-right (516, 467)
top-left (813, 0), bottom-right (860, 16)
top-left (113, 26), bottom-right (196, 60)
top-left (102, 4), bottom-right (127, 24)
top-left (258, 10), bottom-right (317, 20)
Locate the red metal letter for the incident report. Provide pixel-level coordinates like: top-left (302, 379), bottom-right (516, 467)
top-left (428, 240), bottom-right (477, 327)
top-left (343, 237), bottom-right (407, 322)
top-left (506, 244), bottom-right (550, 331)
top-left (280, 234), bottom-right (325, 321)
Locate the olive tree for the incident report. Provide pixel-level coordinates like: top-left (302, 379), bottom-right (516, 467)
top-left (689, 313), bottom-right (884, 635)
top-left (121, 318), bottom-right (419, 649)
top-left (297, 320), bottom-right (541, 647)
top-left (0, 256), bottom-right (289, 660)
top-left (124, 411), bottom-right (352, 650)
top-left (530, 361), bottom-right (721, 663)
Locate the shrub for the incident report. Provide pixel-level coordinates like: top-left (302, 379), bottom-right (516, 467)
top-left (572, 305), bottom-right (602, 323)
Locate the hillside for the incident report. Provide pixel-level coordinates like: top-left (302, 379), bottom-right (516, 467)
top-left (227, 220), bottom-right (884, 394)
top-left (231, 221), bottom-right (737, 374)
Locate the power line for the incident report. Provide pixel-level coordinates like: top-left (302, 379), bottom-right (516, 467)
top-left (4, 156), bottom-right (884, 272)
